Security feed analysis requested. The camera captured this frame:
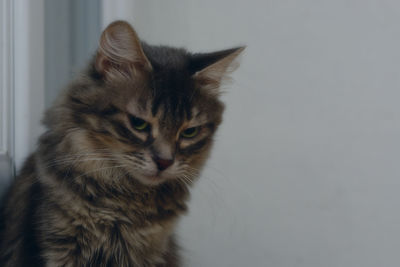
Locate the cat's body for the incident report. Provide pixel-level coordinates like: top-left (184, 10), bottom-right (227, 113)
top-left (0, 154), bottom-right (184, 266)
top-left (0, 21), bottom-right (243, 267)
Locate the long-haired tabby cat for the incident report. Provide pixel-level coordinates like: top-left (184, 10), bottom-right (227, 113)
top-left (0, 21), bottom-right (243, 266)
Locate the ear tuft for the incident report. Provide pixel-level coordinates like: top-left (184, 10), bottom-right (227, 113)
top-left (95, 20), bottom-right (152, 77)
top-left (191, 46), bottom-right (245, 95)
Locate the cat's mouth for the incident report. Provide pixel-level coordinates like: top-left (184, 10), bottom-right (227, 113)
top-left (134, 171), bottom-right (171, 186)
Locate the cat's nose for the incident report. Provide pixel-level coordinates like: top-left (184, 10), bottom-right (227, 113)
top-left (153, 156), bottom-right (174, 171)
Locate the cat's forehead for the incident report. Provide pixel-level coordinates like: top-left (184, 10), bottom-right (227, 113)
top-left (115, 44), bottom-right (223, 129)
top-left (128, 47), bottom-right (197, 124)
top-left (141, 43), bottom-right (189, 68)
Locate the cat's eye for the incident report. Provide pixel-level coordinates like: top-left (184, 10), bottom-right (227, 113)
top-left (129, 116), bottom-right (149, 131)
top-left (181, 127), bottom-right (200, 139)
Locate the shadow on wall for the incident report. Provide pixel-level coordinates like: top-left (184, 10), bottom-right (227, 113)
top-left (44, 0), bottom-right (101, 108)
top-left (0, 159), bottom-right (12, 198)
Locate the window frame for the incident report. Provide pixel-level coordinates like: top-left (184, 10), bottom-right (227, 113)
top-left (0, 0), bottom-right (14, 187)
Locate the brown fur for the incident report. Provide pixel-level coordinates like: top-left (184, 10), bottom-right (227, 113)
top-left (0, 21), bottom-right (243, 266)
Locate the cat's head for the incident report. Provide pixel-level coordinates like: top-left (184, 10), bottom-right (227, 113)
top-left (47, 21), bottom-right (243, 186)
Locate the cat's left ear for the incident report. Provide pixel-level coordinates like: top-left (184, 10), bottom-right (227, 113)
top-left (95, 20), bottom-right (152, 78)
top-left (190, 46), bottom-right (245, 95)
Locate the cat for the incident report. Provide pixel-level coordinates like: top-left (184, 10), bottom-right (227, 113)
top-left (0, 20), bottom-right (243, 267)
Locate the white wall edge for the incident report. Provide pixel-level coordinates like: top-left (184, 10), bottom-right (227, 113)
top-left (0, 0), bottom-right (14, 182)
top-left (14, 0), bottom-right (46, 171)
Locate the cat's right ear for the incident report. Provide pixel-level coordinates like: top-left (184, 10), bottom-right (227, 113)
top-left (95, 21), bottom-right (152, 79)
top-left (190, 47), bottom-right (245, 96)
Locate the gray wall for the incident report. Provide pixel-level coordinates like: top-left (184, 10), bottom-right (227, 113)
top-left (130, 1), bottom-right (400, 266)
top-left (45, 0), bottom-right (101, 107)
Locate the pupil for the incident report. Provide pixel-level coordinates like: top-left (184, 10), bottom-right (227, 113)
top-left (135, 119), bottom-right (144, 126)
top-left (185, 128), bottom-right (195, 134)
top-left (130, 116), bottom-right (146, 128)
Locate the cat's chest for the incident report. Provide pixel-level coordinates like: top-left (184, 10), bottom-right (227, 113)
top-left (101, 220), bottom-right (174, 247)
top-left (88, 220), bottom-right (176, 265)
top-left (43, 207), bottom-right (177, 267)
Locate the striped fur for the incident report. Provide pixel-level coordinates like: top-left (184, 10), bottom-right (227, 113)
top-left (0, 21), bottom-right (243, 266)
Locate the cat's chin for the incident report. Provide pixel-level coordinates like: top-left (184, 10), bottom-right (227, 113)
top-left (132, 172), bottom-right (171, 186)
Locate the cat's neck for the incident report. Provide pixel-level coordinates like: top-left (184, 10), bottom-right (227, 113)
top-left (36, 155), bottom-right (189, 225)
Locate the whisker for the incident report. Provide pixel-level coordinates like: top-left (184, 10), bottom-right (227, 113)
top-left (43, 157), bottom-right (122, 170)
top-left (74, 165), bottom-right (128, 180)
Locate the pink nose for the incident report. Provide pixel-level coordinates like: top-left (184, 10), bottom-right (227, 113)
top-left (153, 157), bottom-right (174, 171)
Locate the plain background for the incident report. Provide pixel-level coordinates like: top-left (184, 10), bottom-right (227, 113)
top-left (3, 0), bottom-right (400, 266)
top-left (127, 1), bottom-right (400, 266)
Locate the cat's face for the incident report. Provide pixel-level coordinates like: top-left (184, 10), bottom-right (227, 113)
top-left (57, 21), bottom-right (243, 186)
top-left (86, 69), bottom-right (224, 186)
top-left (106, 87), bottom-right (224, 186)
